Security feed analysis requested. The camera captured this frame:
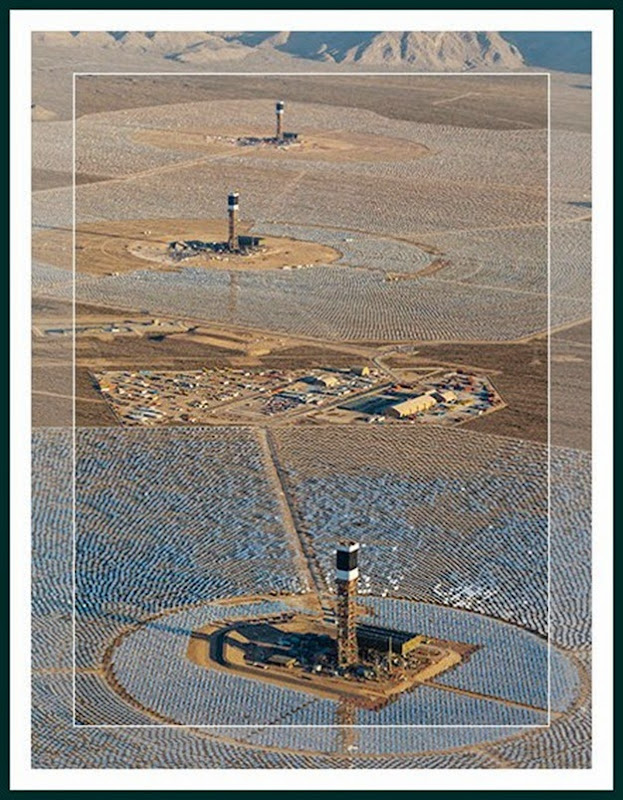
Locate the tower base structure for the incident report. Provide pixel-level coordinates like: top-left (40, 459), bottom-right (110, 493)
top-left (336, 577), bottom-right (358, 667)
top-left (336, 541), bottom-right (360, 669)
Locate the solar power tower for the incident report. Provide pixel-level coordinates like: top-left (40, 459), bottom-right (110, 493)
top-left (336, 541), bottom-right (360, 667)
top-left (275, 100), bottom-right (285, 139)
top-left (227, 192), bottom-right (239, 251)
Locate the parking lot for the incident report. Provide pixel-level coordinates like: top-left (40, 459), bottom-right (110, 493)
top-left (93, 366), bottom-right (383, 426)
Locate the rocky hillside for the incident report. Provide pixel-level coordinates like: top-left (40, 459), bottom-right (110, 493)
top-left (32, 30), bottom-right (590, 73)
top-left (228, 31), bottom-right (524, 69)
top-left (33, 31), bottom-right (591, 73)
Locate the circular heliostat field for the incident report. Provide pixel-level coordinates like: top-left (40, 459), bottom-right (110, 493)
top-left (98, 596), bottom-right (581, 758)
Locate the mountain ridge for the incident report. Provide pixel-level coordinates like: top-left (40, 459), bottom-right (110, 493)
top-left (31, 30), bottom-right (591, 74)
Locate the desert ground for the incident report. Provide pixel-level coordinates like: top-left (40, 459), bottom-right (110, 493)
top-left (31, 44), bottom-right (591, 770)
top-left (33, 74), bottom-right (590, 446)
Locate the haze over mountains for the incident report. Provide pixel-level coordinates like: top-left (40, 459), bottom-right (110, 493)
top-left (32, 30), bottom-right (591, 74)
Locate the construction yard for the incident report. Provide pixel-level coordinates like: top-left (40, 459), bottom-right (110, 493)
top-left (92, 365), bottom-right (382, 425)
top-left (90, 362), bottom-right (505, 428)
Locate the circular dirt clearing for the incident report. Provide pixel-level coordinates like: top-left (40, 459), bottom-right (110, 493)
top-left (134, 128), bottom-right (431, 164)
top-left (33, 219), bottom-right (342, 277)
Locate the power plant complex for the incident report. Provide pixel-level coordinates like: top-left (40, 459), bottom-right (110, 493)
top-left (168, 192), bottom-right (263, 260)
top-left (189, 541), bottom-right (474, 710)
top-left (236, 100), bottom-right (300, 147)
top-left (333, 542), bottom-right (428, 672)
top-left (167, 102), bottom-right (299, 262)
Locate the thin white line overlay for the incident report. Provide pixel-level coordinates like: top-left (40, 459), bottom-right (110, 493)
top-left (71, 70), bottom-right (552, 730)
top-left (546, 71), bottom-right (552, 728)
top-left (71, 73), bottom-right (77, 725)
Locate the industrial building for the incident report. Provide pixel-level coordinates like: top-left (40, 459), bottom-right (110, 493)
top-left (356, 625), bottom-right (426, 658)
top-left (430, 389), bottom-right (457, 405)
top-left (315, 373), bottom-right (340, 389)
top-left (387, 392), bottom-right (438, 418)
top-left (266, 654), bottom-right (296, 669)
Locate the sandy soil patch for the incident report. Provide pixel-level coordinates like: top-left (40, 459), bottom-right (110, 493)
top-left (33, 169), bottom-right (109, 192)
top-left (33, 218), bottom-right (341, 276)
top-left (134, 128), bottom-right (430, 163)
top-left (32, 104), bottom-right (57, 121)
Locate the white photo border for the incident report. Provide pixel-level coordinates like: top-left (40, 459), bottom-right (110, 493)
top-left (11, 8), bottom-right (612, 793)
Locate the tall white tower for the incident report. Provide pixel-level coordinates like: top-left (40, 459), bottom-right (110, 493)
top-left (227, 192), bottom-right (239, 251)
top-left (275, 100), bottom-right (285, 139)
